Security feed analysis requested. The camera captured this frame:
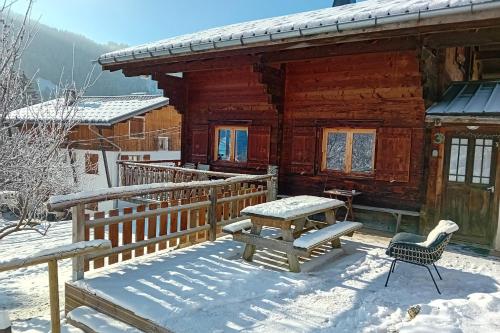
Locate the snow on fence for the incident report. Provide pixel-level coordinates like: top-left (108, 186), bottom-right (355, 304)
top-left (0, 240), bottom-right (112, 333)
top-left (47, 168), bottom-right (277, 281)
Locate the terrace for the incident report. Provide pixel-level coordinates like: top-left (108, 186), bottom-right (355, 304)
top-left (32, 163), bottom-right (498, 332)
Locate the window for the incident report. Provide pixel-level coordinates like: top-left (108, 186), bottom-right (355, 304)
top-left (85, 153), bottom-right (99, 174)
top-left (129, 117), bottom-right (145, 139)
top-left (322, 128), bottom-right (376, 174)
top-left (214, 126), bottom-right (248, 163)
top-left (158, 136), bottom-right (170, 151)
top-left (448, 138), bottom-right (468, 182)
top-left (472, 138), bottom-right (493, 185)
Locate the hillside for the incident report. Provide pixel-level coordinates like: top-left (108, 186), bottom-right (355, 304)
top-left (20, 19), bottom-right (160, 98)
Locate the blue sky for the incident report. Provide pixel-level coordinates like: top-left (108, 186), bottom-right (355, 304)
top-left (12, 0), bottom-right (333, 46)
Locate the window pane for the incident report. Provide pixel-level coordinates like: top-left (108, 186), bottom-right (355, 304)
top-left (352, 133), bottom-right (375, 173)
top-left (217, 129), bottom-right (231, 161)
top-left (326, 132), bottom-right (347, 171)
top-left (235, 130), bottom-right (248, 162)
top-left (472, 139), bottom-right (493, 184)
top-left (448, 137), bottom-right (467, 183)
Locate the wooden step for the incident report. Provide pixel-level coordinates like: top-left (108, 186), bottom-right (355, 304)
top-left (66, 306), bottom-right (144, 333)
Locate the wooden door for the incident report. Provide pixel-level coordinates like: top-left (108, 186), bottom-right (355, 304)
top-left (442, 135), bottom-right (498, 245)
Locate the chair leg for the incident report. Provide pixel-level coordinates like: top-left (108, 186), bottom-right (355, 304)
top-left (433, 263), bottom-right (443, 280)
top-left (392, 260), bottom-right (397, 273)
top-left (425, 265), bottom-right (441, 294)
top-left (385, 259), bottom-right (396, 287)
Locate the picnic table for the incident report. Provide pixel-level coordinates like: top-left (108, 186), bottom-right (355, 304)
top-left (223, 195), bottom-right (363, 272)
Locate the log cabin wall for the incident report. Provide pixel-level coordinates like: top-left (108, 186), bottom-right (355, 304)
top-left (68, 105), bottom-right (181, 151)
top-left (183, 66), bottom-right (279, 173)
top-left (281, 50), bottom-right (426, 210)
top-left (181, 50), bottom-right (427, 210)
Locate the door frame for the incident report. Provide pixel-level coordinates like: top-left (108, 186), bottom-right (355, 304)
top-left (441, 130), bottom-right (500, 247)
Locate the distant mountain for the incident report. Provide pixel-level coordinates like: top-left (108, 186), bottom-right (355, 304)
top-left (19, 18), bottom-right (161, 99)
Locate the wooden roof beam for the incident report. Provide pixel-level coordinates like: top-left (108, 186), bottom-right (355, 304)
top-left (153, 73), bottom-right (187, 114)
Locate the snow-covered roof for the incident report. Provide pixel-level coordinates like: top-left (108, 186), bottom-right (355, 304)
top-left (98, 0), bottom-right (500, 66)
top-left (8, 95), bottom-right (169, 126)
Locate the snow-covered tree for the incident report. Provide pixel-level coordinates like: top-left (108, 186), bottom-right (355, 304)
top-left (0, 0), bottom-right (93, 240)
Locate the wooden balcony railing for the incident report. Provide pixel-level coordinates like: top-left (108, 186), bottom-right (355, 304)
top-left (47, 171), bottom-right (277, 281)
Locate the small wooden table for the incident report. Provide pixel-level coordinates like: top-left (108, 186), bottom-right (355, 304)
top-left (238, 195), bottom-right (345, 272)
top-left (324, 189), bottom-right (362, 221)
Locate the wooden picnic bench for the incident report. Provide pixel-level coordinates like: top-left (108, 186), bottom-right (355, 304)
top-left (352, 204), bottom-right (420, 233)
top-left (223, 195), bottom-right (363, 272)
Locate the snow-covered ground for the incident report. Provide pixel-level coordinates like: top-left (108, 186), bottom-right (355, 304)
top-left (1, 218), bottom-right (499, 332)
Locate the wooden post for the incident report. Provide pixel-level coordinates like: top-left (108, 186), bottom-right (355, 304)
top-left (72, 204), bottom-right (85, 281)
top-left (48, 260), bottom-right (60, 333)
top-left (208, 187), bottom-right (217, 241)
top-left (266, 165), bottom-right (278, 202)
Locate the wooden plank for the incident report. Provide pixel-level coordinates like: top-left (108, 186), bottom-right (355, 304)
top-left (83, 213), bottom-right (90, 272)
top-left (122, 207), bottom-right (133, 261)
top-left (65, 283), bottom-right (174, 333)
top-left (235, 232), bottom-right (309, 257)
top-left (86, 225), bottom-right (210, 261)
top-left (147, 203), bottom-right (158, 254)
top-left (93, 211), bottom-right (106, 269)
top-left (158, 201), bottom-right (169, 251)
top-left (170, 200), bottom-right (179, 248)
top-left (72, 205), bottom-right (86, 280)
top-left (197, 195), bottom-right (207, 241)
top-left (135, 205), bottom-right (146, 257)
top-left (108, 209), bottom-right (119, 265)
top-left (48, 260), bottom-right (60, 333)
top-left (179, 198), bottom-right (189, 245)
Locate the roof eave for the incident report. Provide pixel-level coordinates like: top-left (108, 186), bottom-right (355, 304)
top-left (98, 1), bottom-right (500, 69)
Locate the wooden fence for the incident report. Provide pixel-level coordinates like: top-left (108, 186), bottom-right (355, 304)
top-left (48, 172), bottom-right (277, 281)
top-left (118, 161), bottom-right (246, 186)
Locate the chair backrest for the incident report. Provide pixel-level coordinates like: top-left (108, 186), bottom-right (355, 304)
top-left (419, 220), bottom-right (459, 247)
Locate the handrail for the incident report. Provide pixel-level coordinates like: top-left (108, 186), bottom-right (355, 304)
top-left (118, 161), bottom-right (248, 178)
top-left (0, 240), bottom-right (111, 333)
top-left (48, 174), bottom-right (272, 211)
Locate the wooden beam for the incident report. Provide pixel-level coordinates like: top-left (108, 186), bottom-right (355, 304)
top-left (253, 63), bottom-right (285, 113)
top-left (122, 55), bottom-right (259, 76)
top-left (153, 73), bottom-right (187, 114)
top-left (424, 26), bottom-right (500, 48)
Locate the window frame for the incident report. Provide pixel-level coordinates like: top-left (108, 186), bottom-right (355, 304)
top-left (213, 126), bottom-right (249, 164)
top-left (85, 153), bottom-right (99, 175)
top-left (129, 116), bottom-right (146, 139)
top-left (321, 128), bottom-right (377, 175)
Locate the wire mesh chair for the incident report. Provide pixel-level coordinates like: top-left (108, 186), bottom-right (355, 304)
top-left (385, 230), bottom-right (455, 294)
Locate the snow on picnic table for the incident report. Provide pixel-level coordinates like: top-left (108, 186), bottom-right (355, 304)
top-left (241, 195), bottom-right (344, 220)
top-left (74, 232), bottom-right (500, 333)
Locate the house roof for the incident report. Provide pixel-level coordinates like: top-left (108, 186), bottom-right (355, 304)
top-left (426, 81), bottom-right (500, 116)
top-left (9, 95), bottom-right (169, 126)
top-left (98, 0), bottom-right (500, 66)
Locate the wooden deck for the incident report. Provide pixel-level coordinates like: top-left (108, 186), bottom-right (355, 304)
top-left (65, 282), bottom-right (173, 333)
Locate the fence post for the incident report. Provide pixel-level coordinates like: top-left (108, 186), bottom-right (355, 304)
top-left (48, 260), bottom-right (61, 333)
top-left (266, 165), bottom-right (278, 202)
top-left (72, 204), bottom-right (85, 281)
top-left (208, 187), bottom-right (217, 241)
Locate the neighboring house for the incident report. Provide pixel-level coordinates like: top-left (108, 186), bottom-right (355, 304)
top-left (97, 0), bottom-right (500, 251)
top-left (10, 94), bottom-right (181, 211)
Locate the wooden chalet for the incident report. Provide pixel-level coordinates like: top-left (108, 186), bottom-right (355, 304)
top-left (10, 94), bottom-right (182, 210)
top-left (97, 0), bottom-right (500, 251)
